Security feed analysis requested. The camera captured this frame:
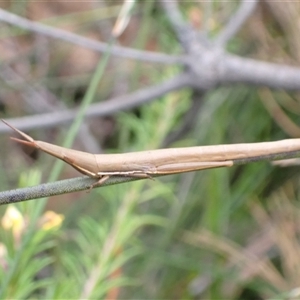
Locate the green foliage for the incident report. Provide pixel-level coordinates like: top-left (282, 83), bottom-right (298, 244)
top-left (1, 1), bottom-right (300, 300)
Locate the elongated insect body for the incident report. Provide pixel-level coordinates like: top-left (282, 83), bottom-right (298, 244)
top-left (3, 119), bottom-right (300, 187)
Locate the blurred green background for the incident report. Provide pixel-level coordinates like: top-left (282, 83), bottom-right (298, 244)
top-left (0, 1), bottom-right (300, 299)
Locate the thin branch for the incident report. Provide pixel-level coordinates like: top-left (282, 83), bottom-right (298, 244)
top-left (160, 0), bottom-right (300, 92)
top-left (2, 4), bottom-right (300, 134)
top-left (0, 8), bottom-right (184, 65)
top-left (0, 73), bottom-right (191, 132)
top-left (216, 0), bottom-right (258, 46)
top-left (219, 53), bottom-right (300, 90)
top-left (160, 0), bottom-right (186, 33)
top-left (160, 0), bottom-right (209, 54)
top-left (0, 176), bottom-right (140, 205)
top-left (1, 47), bottom-right (300, 135)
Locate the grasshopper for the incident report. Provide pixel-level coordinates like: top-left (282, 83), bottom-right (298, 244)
top-left (3, 119), bottom-right (300, 188)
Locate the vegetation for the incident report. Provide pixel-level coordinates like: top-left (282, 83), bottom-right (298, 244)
top-left (0, 1), bottom-right (300, 299)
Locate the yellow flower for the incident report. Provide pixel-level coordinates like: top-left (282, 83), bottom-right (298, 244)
top-left (40, 211), bottom-right (64, 230)
top-left (1, 206), bottom-right (25, 237)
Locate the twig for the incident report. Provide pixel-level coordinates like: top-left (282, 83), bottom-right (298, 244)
top-left (160, 0), bottom-right (187, 34)
top-left (1, 53), bottom-right (300, 136)
top-left (216, 0), bottom-right (258, 46)
top-left (0, 176), bottom-right (140, 205)
top-left (220, 54), bottom-right (300, 90)
top-left (0, 73), bottom-right (191, 132)
top-left (160, 0), bottom-right (209, 54)
top-left (0, 8), bottom-right (183, 65)
top-left (160, 0), bottom-right (300, 91)
top-left (1, 3), bottom-right (300, 134)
